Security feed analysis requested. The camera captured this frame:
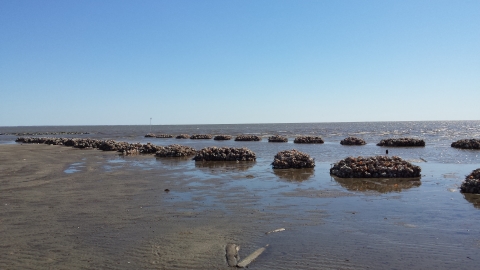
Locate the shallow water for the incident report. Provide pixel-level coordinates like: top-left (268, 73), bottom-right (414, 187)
top-left (90, 153), bottom-right (480, 269)
top-left (1, 121), bottom-right (480, 269)
top-left (1, 121), bottom-right (480, 164)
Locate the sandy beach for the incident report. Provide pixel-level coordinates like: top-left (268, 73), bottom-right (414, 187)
top-left (1, 144), bottom-right (479, 269)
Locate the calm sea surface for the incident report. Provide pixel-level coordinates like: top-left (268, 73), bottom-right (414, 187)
top-left (1, 121), bottom-right (479, 164)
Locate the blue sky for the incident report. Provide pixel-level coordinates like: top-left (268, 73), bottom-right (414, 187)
top-left (1, 0), bottom-right (479, 126)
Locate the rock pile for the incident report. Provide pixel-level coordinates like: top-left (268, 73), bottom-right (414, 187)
top-left (213, 135), bottom-right (232, 140)
top-left (15, 137), bottom-right (163, 155)
top-left (376, 138), bottom-right (425, 147)
top-left (460, 169), bottom-right (480, 194)
top-left (1, 132), bottom-right (89, 136)
top-left (451, 139), bottom-right (480, 149)
top-left (176, 134), bottom-right (190, 139)
top-left (272, 149), bottom-right (315, 169)
top-left (193, 147), bottom-right (256, 161)
top-left (294, 136), bottom-right (324, 144)
top-left (340, 137), bottom-right (366, 145)
top-left (116, 142), bottom-right (162, 155)
top-left (190, 134), bottom-right (213, 139)
top-left (234, 135), bottom-right (261, 141)
top-left (268, 135), bottom-right (288, 142)
top-left (155, 144), bottom-right (197, 157)
top-left (330, 156), bottom-right (421, 178)
top-left (145, 133), bottom-right (173, 138)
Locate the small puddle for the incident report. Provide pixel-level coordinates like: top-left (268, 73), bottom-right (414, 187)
top-left (64, 162), bottom-right (85, 174)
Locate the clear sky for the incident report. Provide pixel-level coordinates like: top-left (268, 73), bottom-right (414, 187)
top-left (1, 0), bottom-right (479, 126)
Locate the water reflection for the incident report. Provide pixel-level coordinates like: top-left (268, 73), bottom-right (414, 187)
top-left (273, 168), bottom-right (315, 182)
top-left (463, 193), bottom-right (480, 209)
top-left (155, 156), bottom-right (193, 166)
top-left (332, 176), bottom-right (421, 193)
top-left (194, 161), bottom-right (256, 172)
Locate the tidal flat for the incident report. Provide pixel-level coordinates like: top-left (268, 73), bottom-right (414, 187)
top-left (1, 144), bottom-right (479, 269)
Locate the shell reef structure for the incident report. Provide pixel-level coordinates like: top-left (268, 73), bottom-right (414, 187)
top-left (192, 147), bottom-right (256, 161)
top-left (293, 136), bottom-right (324, 144)
top-left (340, 137), bottom-right (366, 145)
top-left (268, 135), bottom-right (288, 143)
top-left (330, 156), bottom-right (421, 178)
top-left (156, 134), bottom-right (174, 138)
top-left (451, 139), bottom-right (480, 150)
top-left (234, 135), bottom-right (261, 141)
top-left (155, 144), bottom-right (197, 157)
top-left (460, 169), bottom-right (480, 194)
top-left (376, 138), bottom-right (425, 147)
top-left (15, 137), bottom-right (163, 155)
top-left (1, 131), bottom-right (89, 136)
top-left (145, 133), bottom-right (173, 138)
top-left (272, 149), bottom-right (315, 169)
top-left (190, 134), bottom-right (213, 140)
top-left (213, 135), bottom-right (232, 140)
top-left (176, 134), bottom-right (190, 139)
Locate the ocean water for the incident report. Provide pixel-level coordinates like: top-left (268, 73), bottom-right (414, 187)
top-left (1, 121), bottom-right (479, 164)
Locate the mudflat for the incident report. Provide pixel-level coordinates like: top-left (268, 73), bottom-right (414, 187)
top-left (0, 144), bottom-right (252, 269)
top-left (1, 144), bottom-right (479, 269)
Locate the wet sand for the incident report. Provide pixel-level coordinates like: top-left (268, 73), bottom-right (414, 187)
top-left (1, 144), bottom-right (479, 269)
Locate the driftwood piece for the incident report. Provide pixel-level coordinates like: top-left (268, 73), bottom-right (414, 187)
top-left (236, 244), bottom-right (269, 268)
top-left (265, 228), bottom-right (285, 235)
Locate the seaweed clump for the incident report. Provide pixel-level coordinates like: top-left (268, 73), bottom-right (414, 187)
top-left (460, 169), bottom-right (480, 194)
top-left (451, 139), bottom-right (480, 149)
top-left (330, 156), bottom-right (421, 178)
top-left (294, 136), bottom-right (324, 144)
top-left (268, 135), bottom-right (288, 142)
top-left (193, 147), bottom-right (256, 161)
top-left (272, 149), bottom-right (315, 169)
top-left (376, 138), bottom-right (425, 147)
top-left (234, 135), bottom-right (261, 141)
top-left (340, 137), bottom-right (366, 145)
top-left (155, 144), bottom-right (197, 157)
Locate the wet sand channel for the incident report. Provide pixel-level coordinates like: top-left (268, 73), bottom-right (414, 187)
top-left (1, 144), bottom-right (479, 269)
